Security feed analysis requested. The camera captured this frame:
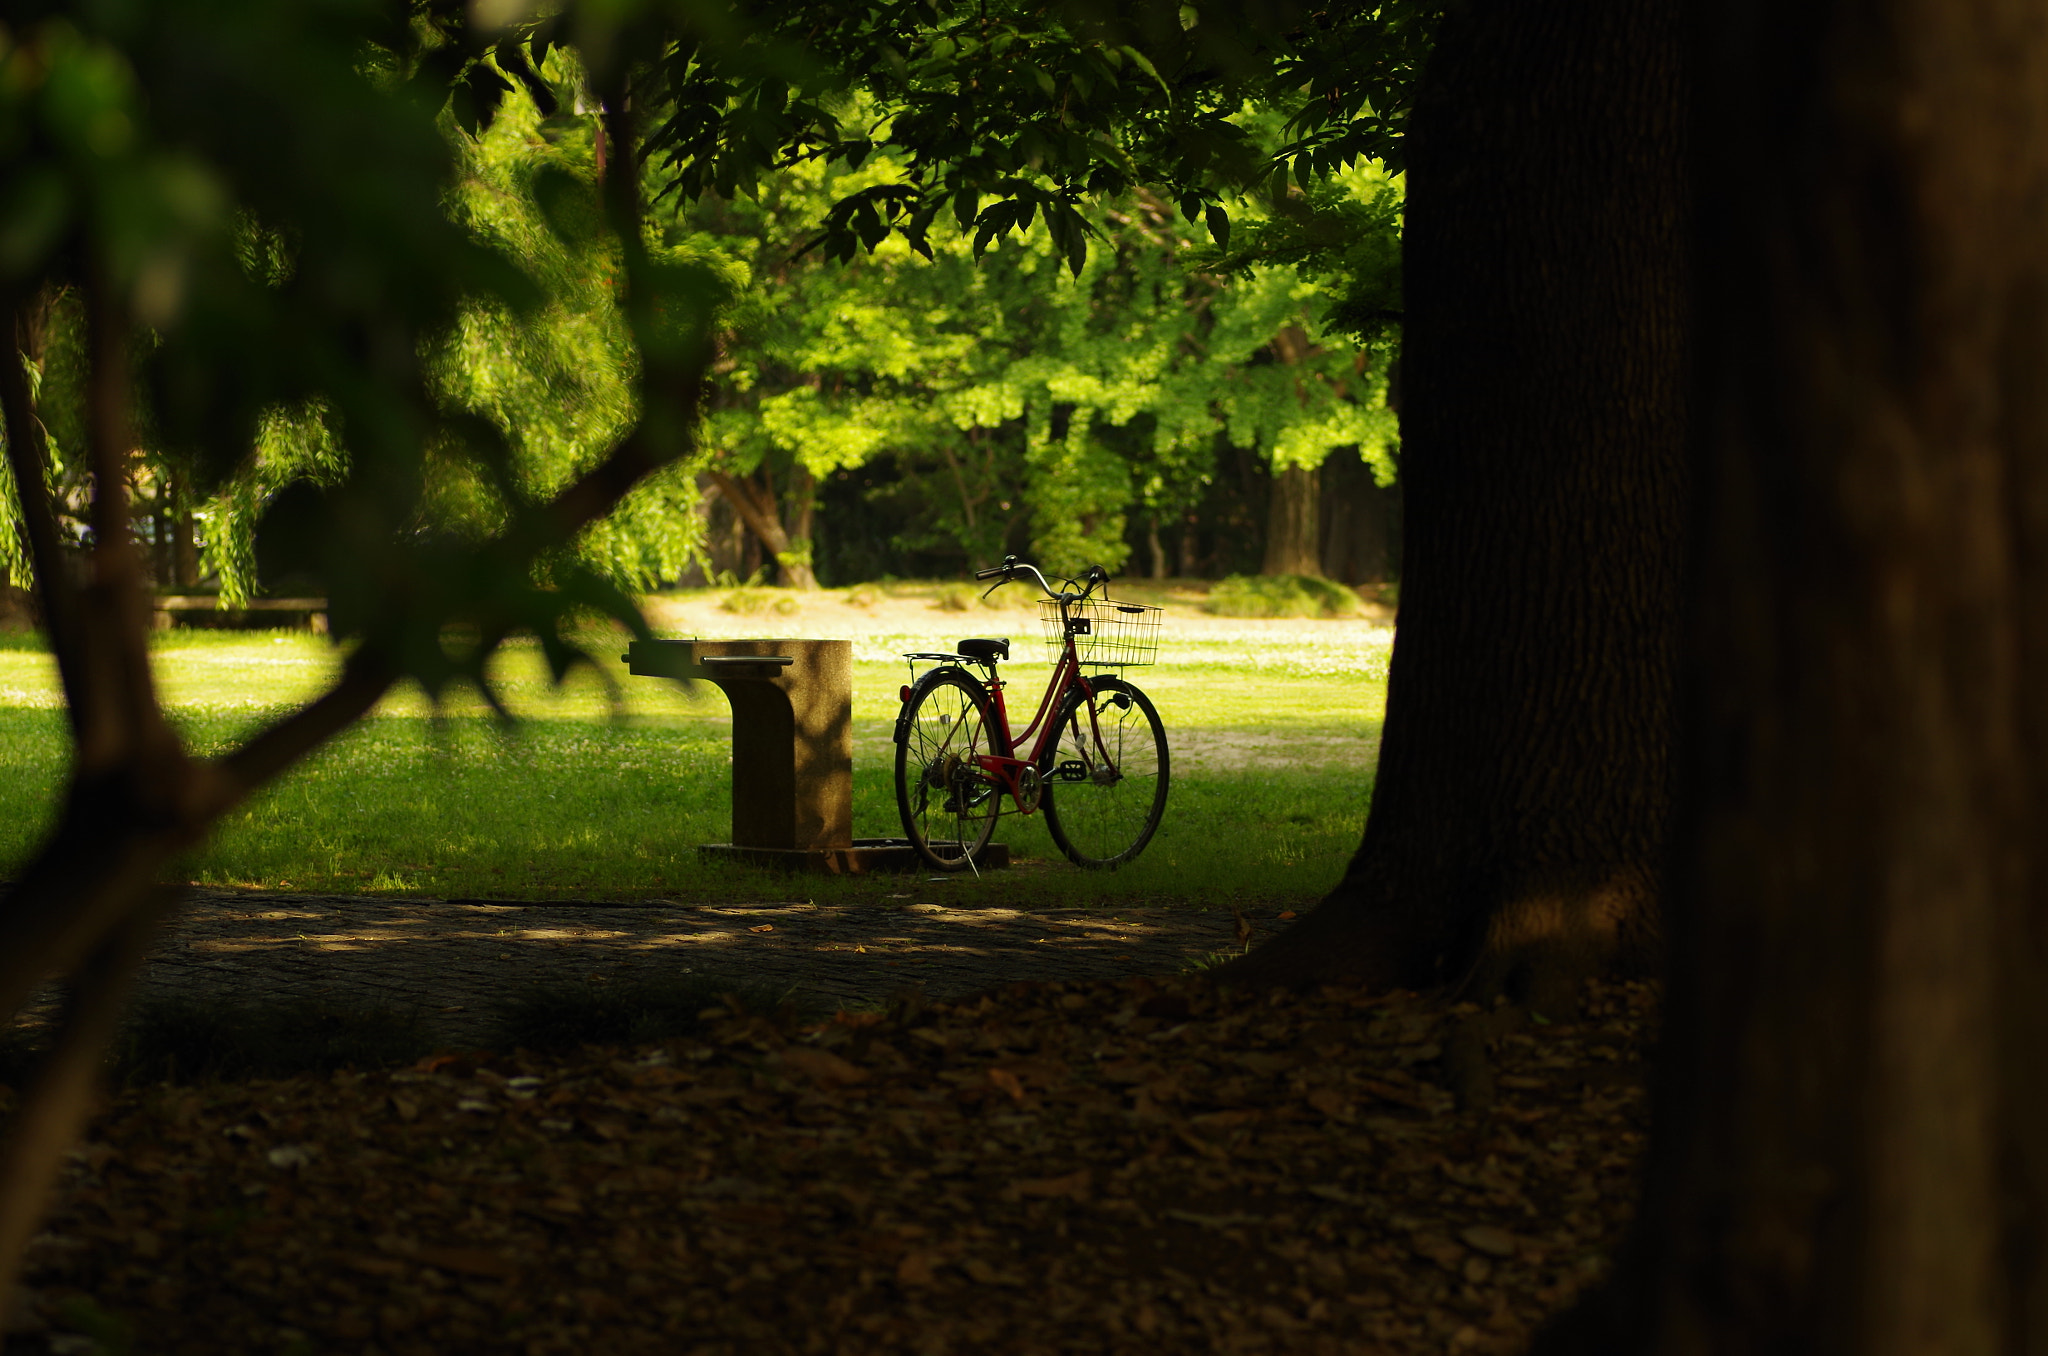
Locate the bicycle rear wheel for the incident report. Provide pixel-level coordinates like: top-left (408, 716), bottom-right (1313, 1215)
top-left (895, 669), bottom-right (1002, 872)
top-left (1039, 676), bottom-right (1169, 869)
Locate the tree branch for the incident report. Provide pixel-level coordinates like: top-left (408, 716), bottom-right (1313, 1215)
top-left (535, 424), bottom-right (680, 543)
top-left (65, 278), bottom-right (175, 775)
top-left (527, 77), bottom-right (711, 548)
top-left (85, 280), bottom-right (135, 561)
top-left (597, 78), bottom-right (646, 285)
top-left (0, 895), bottom-right (164, 1291)
top-left (937, 444), bottom-right (978, 531)
top-left (0, 295), bottom-right (91, 727)
top-left (704, 468), bottom-right (791, 556)
top-left (210, 647), bottom-right (399, 813)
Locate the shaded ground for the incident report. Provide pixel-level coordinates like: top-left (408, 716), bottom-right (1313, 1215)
top-left (13, 891), bottom-right (1284, 1050)
top-left (10, 975), bottom-right (1651, 1354)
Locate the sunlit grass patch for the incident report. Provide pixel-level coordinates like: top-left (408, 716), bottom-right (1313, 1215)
top-left (0, 621), bottom-right (1387, 910)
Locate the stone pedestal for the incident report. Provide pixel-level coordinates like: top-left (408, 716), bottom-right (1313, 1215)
top-left (626, 636), bottom-right (1008, 874)
top-left (626, 638), bottom-right (852, 853)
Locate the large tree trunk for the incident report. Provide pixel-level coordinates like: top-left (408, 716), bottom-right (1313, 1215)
top-left (1542, 0), bottom-right (2048, 1349)
top-left (1229, 0), bottom-right (1689, 997)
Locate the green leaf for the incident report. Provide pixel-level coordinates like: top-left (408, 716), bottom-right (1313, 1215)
top-left (1119, 46), bottom-right (1171, 100)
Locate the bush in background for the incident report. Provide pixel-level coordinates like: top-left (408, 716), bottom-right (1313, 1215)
top-left (1204, 574), bottom-right (1365, 619)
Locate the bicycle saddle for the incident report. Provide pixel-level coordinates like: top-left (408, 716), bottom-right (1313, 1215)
top-left (956, 637), bottom-right (1010, 662)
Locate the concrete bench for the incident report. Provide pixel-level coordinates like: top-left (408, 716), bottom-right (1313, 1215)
top-left (153, 596), bottom-right (328, 633)
top-left (623, 637), bottom-right (1008, 874)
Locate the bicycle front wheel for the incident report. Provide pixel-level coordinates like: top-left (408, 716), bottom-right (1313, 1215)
top-left (895, 669), bottom-right (1002, 872)
top-left (1039, 676), bottom-right (1169, 869)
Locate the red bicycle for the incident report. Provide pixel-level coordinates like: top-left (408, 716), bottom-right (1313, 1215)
top-left (893, 557), bottom-right (1170, 872)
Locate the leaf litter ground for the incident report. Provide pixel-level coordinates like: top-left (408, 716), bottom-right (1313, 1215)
top-left (12, 977), bottom-right (1653, 1354)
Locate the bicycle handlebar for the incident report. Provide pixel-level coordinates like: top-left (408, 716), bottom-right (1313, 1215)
top-left (973, 556), bottom-right (1110, 602)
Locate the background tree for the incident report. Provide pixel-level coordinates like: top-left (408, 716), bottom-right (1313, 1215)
top-left (685, 152), bottom-right (1399, 583)
top-left (646, 0), bottom-right (1423, 583)
top-left (1192, 124), bottom-right (1406, 580)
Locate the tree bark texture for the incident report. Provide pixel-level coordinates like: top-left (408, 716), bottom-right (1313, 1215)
top-left (1230, 0), bottom-right (1689, 995)
top-left (1262, 464), bottom-right (1323, 576)
top-left (1319, 453), bottom-right (1400, 584)
top-left (705, 467), bottom-right (820, 589)
top-left (1543, 1), bottom-right (2048, 1350)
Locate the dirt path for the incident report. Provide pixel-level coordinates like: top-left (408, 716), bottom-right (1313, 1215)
top-left (24, 891), bottom-right (1292, 1047)
top-left (636, 580), bottom-right (1396, 640)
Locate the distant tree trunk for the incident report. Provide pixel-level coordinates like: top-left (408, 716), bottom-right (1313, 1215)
top-left (1318, 452), bottom-right (1399, 583)
top-left (1261, 464), bottom-right (1322, 576)
top-left (705, 467), bottom-right (819, 589)
top-left (169, 473), bottom-right (199, 590)
top-left (784, 463), bottom-right (817, 586)
top-left (1539, 0), bottom-right (2048, 1349)
top-left (1229, 0), bottom-right (1688, 997)
top-left (1261, 323), bottom-right (1326, 578)
top-left (740, 523), bottom-right (762, 583)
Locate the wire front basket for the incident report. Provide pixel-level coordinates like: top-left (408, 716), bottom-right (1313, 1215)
top-left (1041, 597), bottom-right (1162, 667)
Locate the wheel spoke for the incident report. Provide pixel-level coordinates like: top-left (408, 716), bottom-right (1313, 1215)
top-left (894, 671), bottom-right (1001, 871)
top-left (1041, 678), bottom-right (1169, 869)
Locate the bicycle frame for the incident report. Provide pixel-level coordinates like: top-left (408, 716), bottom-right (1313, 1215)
top-left (971, 627), bottom-right (1096, 813)
top-left (934, 566), bottom-right (1116, 816)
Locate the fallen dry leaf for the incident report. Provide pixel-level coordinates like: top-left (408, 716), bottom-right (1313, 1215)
top-left (779, 1047), bottom-right (868, 1086)
top-left (1007, 1168), bottom-right (1091, 1202)
top-left (986, 1066), bottom-right (1027, 1102)
top-left (895, 1250), bottom-right (939, 1286)
top-left (412, 1243), bottom-right (517, 1278)
top-left (1461, 1224), bottom-right (1519, 1258)
top-left (15, 975), bottom-right (1656, 1355)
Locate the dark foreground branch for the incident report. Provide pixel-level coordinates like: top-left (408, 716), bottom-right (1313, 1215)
top-left (0, 897), bottom-right (163, 1290)
top-left (213, 648), bottom-right (399, 813)
top-left (0, 299), bottom-right (89, 723)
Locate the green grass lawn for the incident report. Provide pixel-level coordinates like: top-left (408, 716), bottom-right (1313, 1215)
top-left (0, 615), bottom-right (1388, 910)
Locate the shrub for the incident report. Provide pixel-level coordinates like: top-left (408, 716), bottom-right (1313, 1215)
top-left (1203, 574), bottom-right (1365, 619)
top-left (721, 587), bottom-right (800, 615)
